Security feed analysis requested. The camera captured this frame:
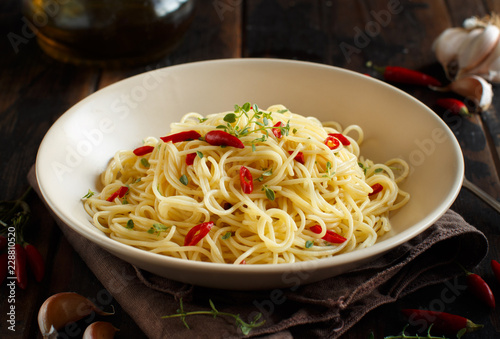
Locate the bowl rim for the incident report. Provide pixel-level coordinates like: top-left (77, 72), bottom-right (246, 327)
top-left (35, 57), bottom-right (465, 275)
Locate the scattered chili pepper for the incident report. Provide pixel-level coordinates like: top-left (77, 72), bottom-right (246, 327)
top-left (133, 145), bottom-right (155, 156)
top-left (14, 243), bottom-right (28, 289)
top-left (0, 253), bottom-right (7, 284)
top-left (373, 64), bottom-right (442, 87)
top-left (324, 135), bottom-right (340, 150)
top-left (205, 130), bottom-right (245, 149)
top-left (401, 309), bottom-right (483, 336)
top-left (185, 153), bottom-right (197, 165)
top-left (492, 259), bottom-right (500, 283)
top-left (460, 264), bottom-right (495, 308)
top-left (0, 235), bottom-right (6, 251)
top-left (369, 183), bottom-right (383, 196)
top-left (184, 221), bottom-right (214, 246)
top-left (106, 186), bottom-right (129, 202)
top-left (328, 133), bottom-right (350, 146)
top-left (436, 98), bottom-right (470, 116)
top-left (309, 225), bottom-right (347, 244)
top-left (288, 151), bottom-right (305, 165)
top-left (272, 122), bottom-right (283, 138)
top-left (239, 166), bottom-right (253, 194)
top-left (160, 130), bottom-right (201, 143)
top-left (24, 243), bottom-right (45, 282)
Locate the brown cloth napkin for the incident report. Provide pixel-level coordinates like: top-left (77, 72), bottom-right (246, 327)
top-left (28, 167), bottom-right (488, 339)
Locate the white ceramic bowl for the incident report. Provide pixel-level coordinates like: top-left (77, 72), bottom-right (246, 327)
top-left (36, 59), bottom-right (463, 290)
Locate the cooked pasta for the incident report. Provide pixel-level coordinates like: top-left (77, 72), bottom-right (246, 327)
top-left (83, 104), bottom-right (410, 264)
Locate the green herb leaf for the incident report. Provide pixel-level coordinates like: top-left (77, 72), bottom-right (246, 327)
top-left (242, 102), bottom-right (251, 112)
top-left (263, 186), bottom-right (275, 201)
top-left (224, 113), bottom-right (237, 123)
top-left (305, 240), bottom-right (314, 248)
top-left (221, 231), bottom-right (232, 240)
top-left (277, 109), bottom-right (288, 113)
top-left (196, 151), bottom-right (204, 159)
top-left (126, 219), bottom-right (134, 229)
top-left (153, 223), bottom-right (169, 232)
top-left (141, 158), bottom-right (150, 168)
top-left (180, 174), bottom-right (189, 186)
top-left (82, 189), bottom-right (95, 199)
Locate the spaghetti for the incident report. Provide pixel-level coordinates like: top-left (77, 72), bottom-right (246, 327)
top-left (83, 104), bottom-right (410, 264)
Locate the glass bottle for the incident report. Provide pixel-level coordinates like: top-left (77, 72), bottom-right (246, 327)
top-left (22, 0), bottom-right (197, 66)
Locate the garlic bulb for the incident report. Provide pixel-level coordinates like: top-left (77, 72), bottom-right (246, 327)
top-left (432, 13), bottom-right (500, 111)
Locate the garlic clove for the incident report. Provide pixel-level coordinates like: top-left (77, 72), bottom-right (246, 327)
top-left (432, 27), bottom-right (469, 79)
top-left (38, 292), bottom-right (113, 339)
top-left (460, 37), bottom-right (500, 83)
top-left (457, 25), bottom-right (500, 74)
top-left (448, 75), bottom-right (493, 111)
top-left (83, 321), bottom-right (119, 339)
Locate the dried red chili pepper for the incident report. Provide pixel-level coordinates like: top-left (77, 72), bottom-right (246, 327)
top-left (185, 153), bottom-right (197, 165)
top-left (288, 151), bottom-right (305, 165)
top-left (106, 186), bottom-right (129, 202)
top-left (14, 243), bottom-right (28, 289)
top-left (460, 265), bottom-right (495, 308)
top-left (376, 65), bottom-right (442, 87)
top-left (492, 260), bottom-right (500, 283)
top-left (0, 253), bottom-right (7, 284)
top-left (205, 130), bottom-right (244, 149)
top-left (309, 225), bottom-right (347, 244)
top-left (369, 183), bottom-right (383, 196)
top-left (160, 130), bottom-right (201, 143)
top-left (24, 243), bottom-right (45, 282)
top-left (324, 135), bottom-right (340, 150)
top-left (328, 133), bottom-right (350, 146)
top-left (272, 122), bottom-right (283, 138)
top-left (239, 166), bottom-right (253, 194)
top-left (0, 235), bottom-right (7, 251)
top-left (401, 309), bottom-right (483, 336)
top-left (184, 221), bottom-right (213, 246)
top-left (436, 98), bottom-right (470, 116)
top-left (133, 145), bottom-right (155, 156)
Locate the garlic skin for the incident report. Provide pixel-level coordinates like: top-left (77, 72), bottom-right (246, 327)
top-left (38, 292), bottom-right (113, 339)
top-left (83, 321), bottom-right (119, 339)
top-left (448, 75), bottom-right (493, 111)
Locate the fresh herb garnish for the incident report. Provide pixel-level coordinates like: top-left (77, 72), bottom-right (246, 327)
top-left (126, 219), bottom-right (134, 229)
top-left (221, 231), bottom-right (232, 240)
top-left (180, 174), bottom-right (189, 186)
top-left (256, 168), bottom-right (273, 182)
top-left (217, 103), bottom-right (291, 146)
top-left (262, 185), bottom-right (275, 201)
top-left (141, 158), bottom-right (150, 168)
top-left (82, 189), bottom-right (95, 199)
top-left (305, 240), bottom-right (314, 248)
top-left (162, 298), bottom-right (265, 335)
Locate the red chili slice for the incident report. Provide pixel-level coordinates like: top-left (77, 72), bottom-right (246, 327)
top-left (239, 166), bottom-right (253, 194)
top-left (492, 260), bottom-right (500, 283)
top-left (184, 221), bottom-right (214, 246)
top-left (309, 225), bottom-right (347, 244)
top-left (272, 122), bottom-right (283, 138)
top-left (186, 153), bottom-right (197, 165)
top-left (205, 130), bottom-right (244, 149)
top-left (160, 130), bottom-right (201, 143)
top-left (288, 151), bottom-right (305, 164)
top-left (368, 183), bottom-right (383, 196)
top-left (133, 145), bottom-right (155, 156)
top-left (106, 186), bottom-right (129, 202)
top-left (328, 133), bottom-right (350, 146)
top-left (324, 135), bottom-right (340, 150)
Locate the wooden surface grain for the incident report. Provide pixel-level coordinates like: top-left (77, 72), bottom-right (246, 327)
top-left (1, 0), bottom-right (499, 338)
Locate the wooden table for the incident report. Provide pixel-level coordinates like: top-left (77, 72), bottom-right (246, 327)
top-left (1, 0), bottom-right (499, 338)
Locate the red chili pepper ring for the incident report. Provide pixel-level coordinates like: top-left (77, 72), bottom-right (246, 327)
top-left (184, 221), bottom-right (214, 246)
top-left (239, 166), bottom-right (253, 194)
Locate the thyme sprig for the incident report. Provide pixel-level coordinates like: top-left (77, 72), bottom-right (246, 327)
top-left (383, 324), bottom-right (462, 339)
top-left (217, 103), bottom-right (290, 147)
top-left (162, 298), bottom-right (265, 335)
